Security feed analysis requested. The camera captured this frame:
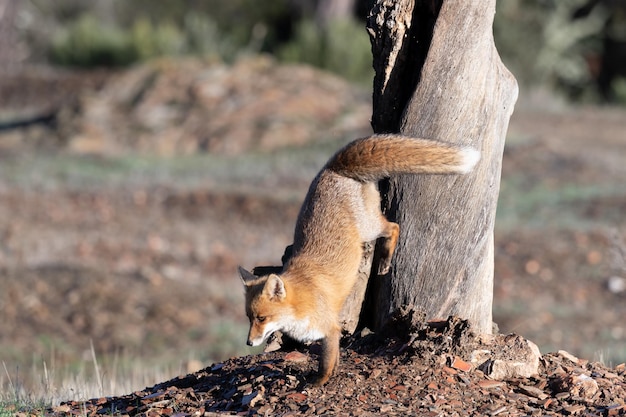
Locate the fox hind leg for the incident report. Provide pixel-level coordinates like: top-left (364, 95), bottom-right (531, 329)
top-left (377, 220), bottom-right (399, 275)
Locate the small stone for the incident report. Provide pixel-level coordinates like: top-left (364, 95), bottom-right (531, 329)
top-left (570, 374), bottom-right (599, 398)
top-left (552, 373), bottom-right (598, 398)
top-left (479, 338), bottom-right (541, 379)
top-left (558, 350), bottom-right (580, 364)
top-left (607, 276), bottom-right (626, 293)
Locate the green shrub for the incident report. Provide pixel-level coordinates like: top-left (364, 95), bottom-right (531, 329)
top-left (50, 14), bottom-right (136, 67)
top-left (182, 13), bottom-right (238, 62)
top-left (278, 20), bottom-right (323, 66)
top-left (131, 18), bottom-right (185, 60)
top-left (494, 0), bottom-right (608, 101)
top-left (613, 77), bottom-right (626, 105)
top-left (49, 12), bottom-right (232, 67)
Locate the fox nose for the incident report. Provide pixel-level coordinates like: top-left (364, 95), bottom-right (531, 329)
top-left (246, 340), bottom-right (253, 346)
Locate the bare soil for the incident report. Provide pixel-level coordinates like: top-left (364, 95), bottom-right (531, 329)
top-left (1, 59), bottom-right (625, 415)
top-left (50, 316), bottom-right (626, 416)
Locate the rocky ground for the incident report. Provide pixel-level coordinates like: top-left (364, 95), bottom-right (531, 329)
top-left (1, 57), bottom-right (626, 415)
top-left (49, 316), bottom-right (626, 416)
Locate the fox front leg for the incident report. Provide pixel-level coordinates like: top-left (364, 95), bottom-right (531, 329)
top-left (312, 327), bottom-right (341, 386)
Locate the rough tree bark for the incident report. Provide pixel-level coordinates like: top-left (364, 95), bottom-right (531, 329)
top-left (345, 0), bottom-right (518, 335)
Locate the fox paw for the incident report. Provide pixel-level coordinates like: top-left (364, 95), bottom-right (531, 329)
top-left (311, 374), bottom-right (331, 387)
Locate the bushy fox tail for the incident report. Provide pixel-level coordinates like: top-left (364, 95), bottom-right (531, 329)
top-left (326, 134), bottom-right (480, 182)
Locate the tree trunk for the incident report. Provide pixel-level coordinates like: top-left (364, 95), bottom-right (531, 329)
top-left (359, 0), bottom-right (518, 334)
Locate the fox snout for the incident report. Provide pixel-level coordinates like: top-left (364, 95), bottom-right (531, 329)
top-left (246, 331), bottom-right (265, 347)
top-left (246, 319), bottom-right (279, 347)
top-left (246, 323), bottom-right (264, 347)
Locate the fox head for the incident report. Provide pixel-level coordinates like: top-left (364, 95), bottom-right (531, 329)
top-left (238, 266), bottom-right (290, 347)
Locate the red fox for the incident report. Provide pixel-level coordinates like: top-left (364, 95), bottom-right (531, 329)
top-left (239, 134), bottom-right (479, 386)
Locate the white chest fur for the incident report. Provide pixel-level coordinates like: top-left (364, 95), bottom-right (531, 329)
top-left (280, 316), bottom-right (325, 342)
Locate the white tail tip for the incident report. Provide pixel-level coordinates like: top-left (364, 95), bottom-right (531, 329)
top-left (458, 147), bottom-right (480, 173)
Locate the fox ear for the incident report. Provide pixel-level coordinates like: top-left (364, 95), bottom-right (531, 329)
top-left (264, 274), bottom-right (286, 301)
top-left (238, 266), bottom-right (257, 286)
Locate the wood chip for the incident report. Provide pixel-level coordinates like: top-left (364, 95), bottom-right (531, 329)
top-left (451, 356), bottom-right (472, 372)
top-left (518, 384), bottom-right (548, 400)
top-left (241, 390), bottom-right (263, 407)
top-left (284, 351), bottom-right (309, 363)
top-left (563, 404), bottom-right (586, 414)
top-left (478, 379), bottom-right (505, 389)
top-left (286, 392), bottom-right (307, 403)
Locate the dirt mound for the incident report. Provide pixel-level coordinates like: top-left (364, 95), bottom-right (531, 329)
top-left (49, 316), bottom-right (626, 416)
top-left (1, 57), bottom-right (371, 156)
top-left (61, 57), bottom-right (370, 155)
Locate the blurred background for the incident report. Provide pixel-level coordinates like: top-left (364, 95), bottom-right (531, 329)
top-left (1, 0), bottom-right (625, 405)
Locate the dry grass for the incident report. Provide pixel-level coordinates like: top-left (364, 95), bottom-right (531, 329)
top-left (0, 342), bottom-right (202, 414)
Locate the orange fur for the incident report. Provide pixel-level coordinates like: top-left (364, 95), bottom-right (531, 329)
top-left (239, 134), bottom-right (479, 385)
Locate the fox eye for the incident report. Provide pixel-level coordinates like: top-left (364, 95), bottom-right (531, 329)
top-left (256, 316), bottom-right (266, 323)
